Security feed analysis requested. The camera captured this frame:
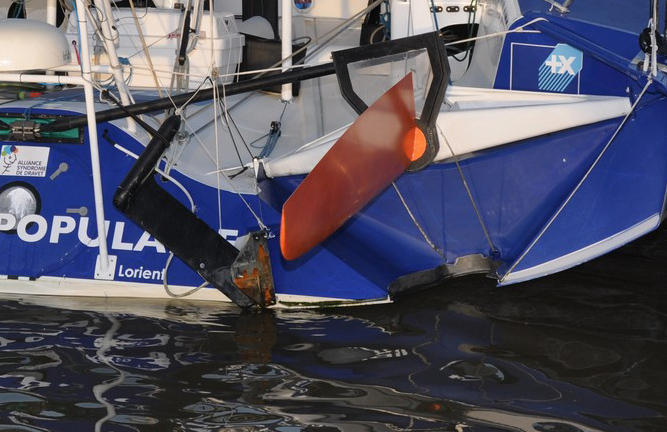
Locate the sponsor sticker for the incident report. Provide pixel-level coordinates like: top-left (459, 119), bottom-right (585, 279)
top-left (510, 43), bottom-right (584, 94)
top-left (1, 145), bottom-right (50, 177)
top-left (538, 44), bottom-right (583, 92)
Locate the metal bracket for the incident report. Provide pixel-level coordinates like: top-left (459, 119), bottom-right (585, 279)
top-left (231, 231), bottom-right (276, 308)
top-left (94, 254), bottom-right (117, 280)
top-left (113, 115), bottom-right (260, 308)
top-left (542, 0), bottom-right (575, 14)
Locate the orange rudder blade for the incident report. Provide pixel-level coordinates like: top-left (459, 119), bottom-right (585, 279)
top-left (280, 73), bottom-right (423, 260)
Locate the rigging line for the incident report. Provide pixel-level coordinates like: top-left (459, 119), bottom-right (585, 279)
top-left (163, 252), bottom-right (210, 298)
top-left (180, 115), bottom-right (268, 231)
top-left (127, 0), bottom-right (164, 97)
top-left (100, 90), bottom-right (161, 137)
top-left (392, 182), bottom-right (446, 260)
top-left (220, 64), bottom-right (308, 80)
top-left (220, 70), bottom-right (231, 134)
top-left (127, 65), bottom-right (210, 85)
top-left (257, 101), bottom-right (289, 159)
top-left (443, 17), bottom-right (546, 48)
top-left (160, 83), bottom-right (185, 115)
top-left (429, 0), bottom-right (440, 31)
top-left (217, 96), bottom-right (254, 160)
top-left (503, 78), bottom-right (653, 280)
top-left (407, 0), bottom-right (413, 37)
top-left (438, 125), bottom-right (497, 254)
top-left (279, 99), bottom-right (289, 122)
top-left (105, 0), bottom-right (175, 109)
top-left (207, 75), bottom-right (248, 166)
top-left (249, 132), bottom-right (271, 148)
top-left (301, 0), bottom-right (385, 63)
top-left (214, 94), bottom-right (290, 166)
top-left (125, 34), bottom-right (170, 60)
top-left (109, 0), bottom-right (149, 22)
top-left (224, 0), bottom-right (385, 114)
top-left (244, 0), bottom-right (385, 85)
top-left (174, 73), bottom-right (213, 113)
top-left (369, 25), bottom-right (387, 43)
top-left (84, 4), bottom-right (112, 43)
top-left (168, 0), bottom-right (194, 94)
top-left (213, 75), bottom-right (224, 235)
top-left (449, 0), bottom-right (477, 64)
top-left (215, 70), bottom-right (257, 166)
top-left (181, 116), bottom-right (220, 166)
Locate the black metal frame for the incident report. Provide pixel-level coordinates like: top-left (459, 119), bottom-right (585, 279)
top-left (331, 32), bottom-right (450, 171)
top-left (113, 115), bottom-right (258, 308)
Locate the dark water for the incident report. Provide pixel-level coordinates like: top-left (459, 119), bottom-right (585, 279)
top-left (1, 229), bottom-right (667, 431)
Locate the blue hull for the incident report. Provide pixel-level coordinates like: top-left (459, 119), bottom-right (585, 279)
top-left (265, 97), bottom-right (667, 300)
top-left (2, 11), bottom-right (667, 305)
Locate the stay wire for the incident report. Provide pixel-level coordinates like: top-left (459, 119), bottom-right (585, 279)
top-left (215, 89), bottom-right (252, 164)
top-left (212, 74), bottom-right (224, 234)
top-left (180, 101), bottom-right (268, 232)
top-left (210, 77), bottom-right (271, 232)
top-left (503, 78), bottom-right (654, 280)
top-left (438, 125), bottom-right (498, 255)
top-left (392, 182), bottom-right (446, 260)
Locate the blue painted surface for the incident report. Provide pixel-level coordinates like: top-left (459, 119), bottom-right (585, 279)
top-left (518, 0), bottom-right (650, 34)
top-left (506, 87), bottom-right (667, 275)
top-left (0, 109), bottom-right (274, 291)
top-left (494, 13), bottom-right (641, 95)
top-left (266, 118), bottom-right (625, 298)
top-left (261, 12), bottom-right (667, 299)
top-left (2, 8), bottom-right (667, 303)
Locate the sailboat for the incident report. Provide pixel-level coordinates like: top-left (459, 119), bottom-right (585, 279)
top-left (0, 0), bottom-right (665, 307)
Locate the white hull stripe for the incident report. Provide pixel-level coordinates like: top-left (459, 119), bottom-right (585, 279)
top-left (0, 276), bottom-right (389, 308)
top-left (500, 214), bottom-right (660, 285)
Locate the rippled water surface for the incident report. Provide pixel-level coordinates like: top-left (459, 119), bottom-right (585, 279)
top-left (0, 231), bottom-right (666, 431)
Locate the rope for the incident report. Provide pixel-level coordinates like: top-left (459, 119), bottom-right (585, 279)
top-left (180, 111), bottom-right (268, 232)
top-left (502, 78), bottom-right (654, 281)
top-left (443, 17), bottom-right (546, 48)
top-left (429, 0), bottom-right (440, 31)
top-left (258, 102), bottom-right (289, 158)
top-left (163, 253), bottom-right (210, 298)
top-left (127, 0), bottom-right (164, 97)
top-left (301, 0), bottom-right (386, 64)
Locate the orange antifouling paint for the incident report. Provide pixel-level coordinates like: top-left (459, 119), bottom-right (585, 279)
top-left (280, 73), bottom-right (417, 260)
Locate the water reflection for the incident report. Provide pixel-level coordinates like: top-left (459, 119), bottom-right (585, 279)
top-left (0, 247), bottom-right (665, 431)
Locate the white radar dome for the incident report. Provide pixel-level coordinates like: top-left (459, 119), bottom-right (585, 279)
top-left (0, 19), bottom-right (71, 72)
